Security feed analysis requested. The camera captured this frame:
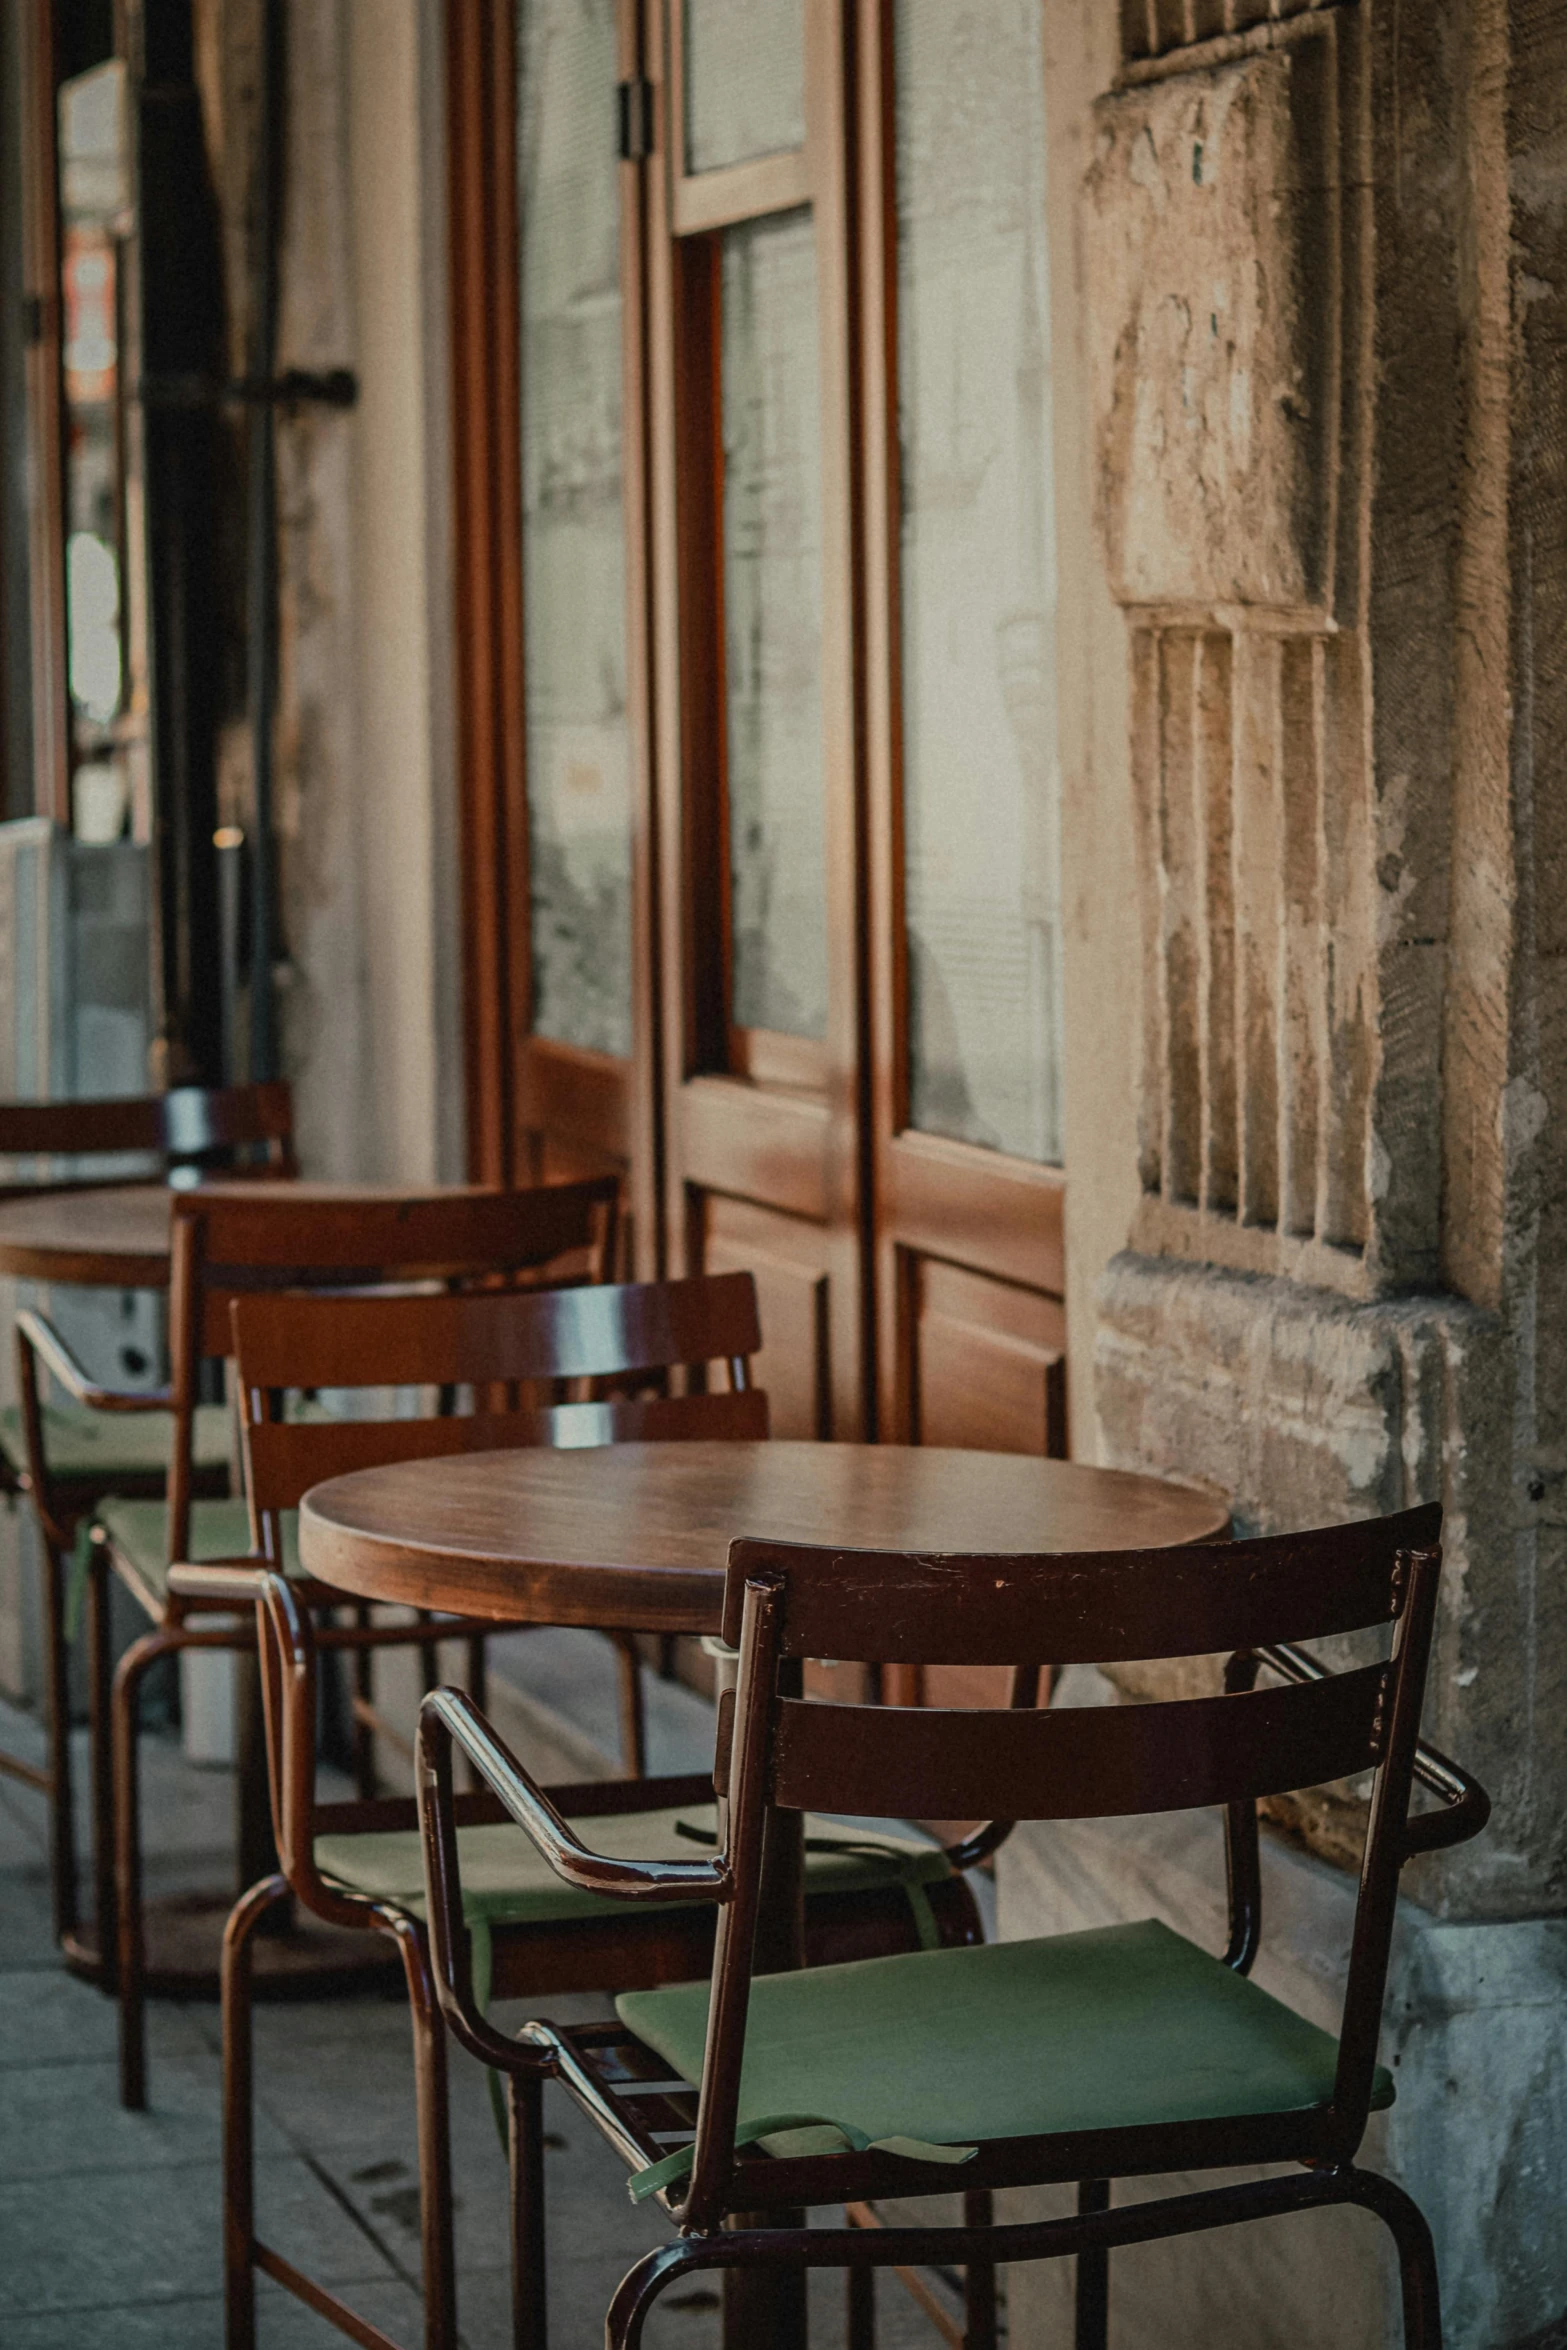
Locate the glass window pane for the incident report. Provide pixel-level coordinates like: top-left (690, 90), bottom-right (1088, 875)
top-left (896, 0), bottom-right (1063, 1162)
top-left (516, 0), bottom-right (632, 1058)
top-left (685, 0), bottom-right (805, 175)
top-left (722, 208), bottom-right (827, 1043)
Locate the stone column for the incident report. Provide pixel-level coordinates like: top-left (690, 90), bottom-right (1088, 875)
top-left (1011, 4), bottom-right (1567, 2342)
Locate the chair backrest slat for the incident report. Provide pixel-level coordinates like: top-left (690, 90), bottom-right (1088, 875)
top-left (0, 1080), bottom-right (294, 1171)
top-left (231, 1270), bottom-right (766, 1550)
top-left (771, 1664), bottom-right (1389, 1822)
top-left (245, 1386), bottom-right (767, 1516)
top-left (159, 1177), bottom-right (621, 1568)
top-left (721, 1507), bottom-right (1439, 1664)
top-left (176, 1176), bottom-right (620, 1360)
top-left (229, 1269), bottom-right (760, 1394)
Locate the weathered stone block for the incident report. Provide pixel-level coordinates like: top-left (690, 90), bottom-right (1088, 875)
top-left (1085, 44), bottom-right (1333, 610)
top-left (1095, 1251), bottom-right (1561, 1921)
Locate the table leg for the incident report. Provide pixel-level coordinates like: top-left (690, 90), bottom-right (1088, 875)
top-left (234, 1651), bottom-right (281, 1896)
top-left (723, 1661), bottom-right (808, 2350)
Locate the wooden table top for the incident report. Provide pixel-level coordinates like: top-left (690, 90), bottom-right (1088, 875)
top-left (0, 1179), bottom-right (494, 1289)
top-left (0, 1183), bottom-right (174, 1286)
top-left (299, 1440), bottom-right (1231, 1636)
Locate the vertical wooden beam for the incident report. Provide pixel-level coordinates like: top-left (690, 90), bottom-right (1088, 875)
top-left (18, 0), bottom-right (68, 828)
top-left (445, 0), bottom-right (528, 1185)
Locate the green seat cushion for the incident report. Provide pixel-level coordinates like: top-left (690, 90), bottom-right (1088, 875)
top-left (616, 1918), bottom-right (1394, 2156)
top-left (316, 1809), bottom-right (950, 1931)
top-left (0, 1400), bottom-right (231, 1483)
top-left (98, 1496), bottom-right (297, 1596)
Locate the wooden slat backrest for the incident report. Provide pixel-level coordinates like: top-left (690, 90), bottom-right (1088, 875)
top-left (157, 1177), bottom-right (620, 1569)
top-left (174, 1175), bottom-right (620, 1360)
top-left (243, 1387), bottom-right (769, 1517)
top-left (680, 1513), bottom-right (1448, 2227)
top-left (0, 1080), bottom-right (294, 1168)
top-left (769, 1665), bottom-right (1391, 1823)
top-left (720, 1507), bottom-right (1440, 1662)
top-left (229, 1268), bottom-right (761, 1394)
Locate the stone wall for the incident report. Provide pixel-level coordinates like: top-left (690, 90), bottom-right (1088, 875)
top-left (1027, 1), bottom-right (1567, 2339)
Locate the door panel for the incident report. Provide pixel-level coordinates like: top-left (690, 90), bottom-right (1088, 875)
top-left (649, 0), bottom-right (868, 1435)
top-left (700, 1190), bottom-right (830, 1440)
top-left (862, 0), bottom-right (1069, 1498)
top-left (905, 1254), bottom-right (1065, 1455)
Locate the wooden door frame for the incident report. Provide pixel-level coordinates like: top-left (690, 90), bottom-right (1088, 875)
top-left (646, 0), bottom-right (872, 1437)
top-left (445, 0), bottom-right (659, 1261)
top-left (19, 0), bottom-right (68, 827)
top-left (856, 0), bottom-right (1067, 1446)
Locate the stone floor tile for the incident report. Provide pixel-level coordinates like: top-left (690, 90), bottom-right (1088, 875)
top-left (0, 2153), bottom-right (396, 2315)
top-left (0, 1961), bottom-right (208, 2067)
top-left (0, 2046), bottom-right (289, 2176)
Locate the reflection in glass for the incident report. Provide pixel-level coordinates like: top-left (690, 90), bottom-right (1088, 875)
top-left (684, 0), bottom-right (805, 175)
top-left (516, 0), bottom-right (633, 1057)
top-left (58, 62), bottom-right (132, 840)
top-left (722, 210), bottom-right (827, 1042)
top-left (896, 0), bottom-right (1063, 1162)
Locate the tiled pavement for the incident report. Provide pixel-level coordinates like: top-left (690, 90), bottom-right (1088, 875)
top-left (0, 1633), bottom-right (954, 2347)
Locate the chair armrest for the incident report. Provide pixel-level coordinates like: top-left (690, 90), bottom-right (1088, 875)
top-left (1252, 1641), bottom-right (1491, 1857)
top-left (16, 1308), bottom-right (172, 1414)
top-left (167, 1561), bottom-right (268, 1604)
top-left (421, 1686), bottom-right (731, 1905)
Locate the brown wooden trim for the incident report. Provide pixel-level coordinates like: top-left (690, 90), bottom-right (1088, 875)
top-left (728, 1027), bottom-right (828, 1092)
top-left (517, 1037), bottom-right (630, 1165)
top-left (20, 0), bottom-right (68, 826)
top-left (679, 1074), bottom-right (831, 1224)
top-left (446, 0), bottom-right (527, 1184)
top-left (620, 0), bottom-right (664, 1274)
top-left (886, 1132), bottom-right (1066, 1298)
top-left (665, 0), bottom-right (811, 236)
top-left (810, 0), bottom-right (871, 1442)
top-left (671, 150), bottom-right (813, 238)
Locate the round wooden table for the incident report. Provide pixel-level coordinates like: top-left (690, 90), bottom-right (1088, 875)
top-left (302, 1440), bottom-right (1226, 2350)
top-left (0, 1179), bottom-right (493, 2002)
top-left (299, 1439), bottom-right (1229, 1631)
top-left (0, 1182), bottom-right (175, 1286)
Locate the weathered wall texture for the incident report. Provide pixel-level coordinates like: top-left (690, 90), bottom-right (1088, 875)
top-left (1079, 0), bottom-right (1567, 1924)
top-left (191, 0), bottom-right (458, 1186)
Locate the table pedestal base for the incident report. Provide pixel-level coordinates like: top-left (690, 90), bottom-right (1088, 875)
top-left (60, 1894), bottom-right (402, 1999)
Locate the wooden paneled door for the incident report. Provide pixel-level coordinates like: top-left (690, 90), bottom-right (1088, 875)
top-left (451, 0), bottom-right (1068, 1518)
top-left (644, 0), bottom-right (865, 1439)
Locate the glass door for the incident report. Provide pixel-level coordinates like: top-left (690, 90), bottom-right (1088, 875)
top-left (648, 0), bottom-right (865, 1439)
top-left (861, 0), bottom-right (1068, 1703)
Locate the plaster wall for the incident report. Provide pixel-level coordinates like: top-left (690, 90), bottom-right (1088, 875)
top-left (203, 0), bottom-right (458, 1186)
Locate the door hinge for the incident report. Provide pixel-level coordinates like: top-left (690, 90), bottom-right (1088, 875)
top-left (617, 76), bottom-right (654, 164)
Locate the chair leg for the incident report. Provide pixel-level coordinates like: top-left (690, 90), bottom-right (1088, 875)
top-left (466, 1631), bottom-right (487, 1715)
top-left (353, 1607), bottom-right (378, 1799)
top-left (964, 2187), bottom-right (997, 2350)
top-left (223, 1873), bottom-right (291, 2350)
top-left (846, 2259), bottom-right (875, 2350)
top-left (86, 1543), bottom-right (117, 1984)
top-left (1074, 2179), bottom-right (1110, 2350)
top-left (606, 2242), bottom-right (711, 2350)
top-left (508, 2069), bottom-right (548, 2350)
top-left (611, 1633), bottom-right (647, 1779)
top-left (417, 1610), bottom-right (441, 1703)
top-left (113, 1625), bottom-right (178, 2109)
top-left (397, 1917), bottom-right (459, 2350)
top-left (38, 1530), bottom-right (78, 1944)
top-left (1345, 2170), bottom-right (1444, 2350)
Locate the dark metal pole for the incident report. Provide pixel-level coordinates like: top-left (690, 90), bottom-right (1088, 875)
top-left (245, 0), bottom-right (284, 1084)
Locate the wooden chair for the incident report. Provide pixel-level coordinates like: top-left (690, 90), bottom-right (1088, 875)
top-left (172, 1271), bottom-right (981, 2350)
top-left (423, 1504), bottom-right (1491, 2350)
top-left (0, 1081), bottom-right (294, 1949)
top-left (14, 1173), bottom-right (618, 2106)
